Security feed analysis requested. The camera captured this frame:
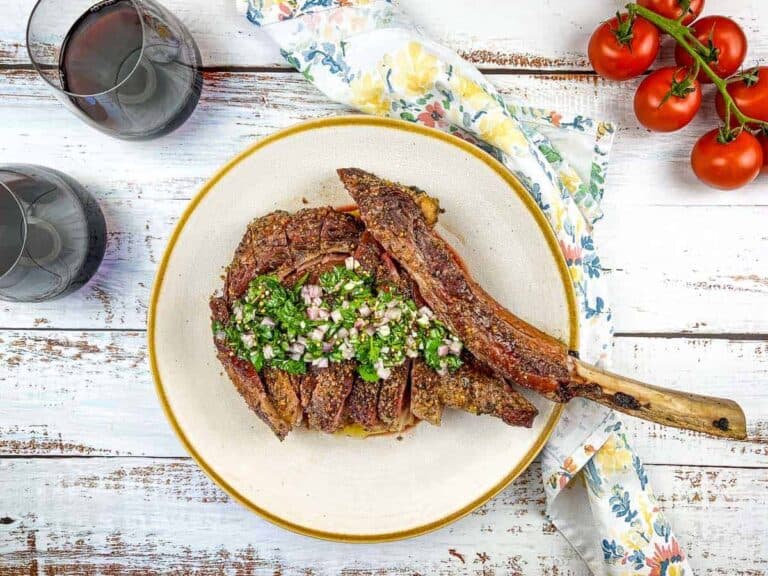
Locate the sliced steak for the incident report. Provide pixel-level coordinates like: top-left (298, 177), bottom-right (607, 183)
top-left (410, 360), bottom-right (444, 426)
top-left (263, 367), bottom-right (303, 428)
top-left (225, 208), bottom-right (363, 302)
top-left (210, 297), bottom-right (291, 440)
top-left (225, 211), bottom-right (292, 302)
top-left (411, 358), bottom-right (537, 428)
top-left (378, 361), bottom-right (411, 426)
top-left (338, 168), bottom-right (572, 402)
top-left (306, 362), bottom-right (356, 433)
top-left (286, 208), bottom-right (363, 269)
top-left (345, 377), bottom-right (382, 429)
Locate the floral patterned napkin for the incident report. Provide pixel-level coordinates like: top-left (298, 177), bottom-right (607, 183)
top-left (236, 1), bottom-right (691, 573)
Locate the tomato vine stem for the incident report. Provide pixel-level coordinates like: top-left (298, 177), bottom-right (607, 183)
top-left (628, 3), bottom-right (768, 130)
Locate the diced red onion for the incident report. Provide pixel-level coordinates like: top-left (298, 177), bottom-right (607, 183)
top-left (260, 317), bottom-right (275, 328)
top-left (354, 318), bottom-right (366, 330)
top-left (309, 329), bottom-right (324, 341)
top-left (240, 333), bottom-right (256, 348)
top-left (449, 340), bottom-right (463, 355)
top-left (331, 310), bottom-right (343, 323)
top-left (385, 308), bottom-right (402, 322)
top-left (307, 306), bottom-right (321, 320)
top-left (359, 304), bottom-right (371, 317)
top-left (322, 342), bottom-right (333, 353)
top-left (437, 344), bottom-right (450, 357)
top-left (345, 256), bottom-right (359, 271)
top-left (337, 327), bottom-right (349, 339)
top-left (263, 345), bottom-right (274, 360)
top-left (376, 364), bottom-right (391, 380)
top-left (312, 357), bottom-right (329, 369)
top-left (289, 342), bottom-right (306, 355)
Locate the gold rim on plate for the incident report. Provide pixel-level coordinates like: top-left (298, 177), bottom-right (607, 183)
top-left (148, 115), bottom-right (578, 543)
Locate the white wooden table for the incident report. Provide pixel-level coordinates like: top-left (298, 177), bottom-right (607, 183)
top-left (1, 1), bottom-right (767, 573)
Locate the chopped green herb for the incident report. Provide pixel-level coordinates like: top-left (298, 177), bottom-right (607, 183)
top-left (213, 261), bottom-right (464, 380)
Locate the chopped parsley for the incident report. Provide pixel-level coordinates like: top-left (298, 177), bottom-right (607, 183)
top-left (213, 259), bottom-right (464, 381)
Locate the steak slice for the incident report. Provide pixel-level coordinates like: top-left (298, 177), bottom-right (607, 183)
top-left (306, 362), bottom-right (356, 433)
top-left (410, 360), bottom-right (444, 426)
top-left (226, 211), bottom-right (292, 303)
top-left (263, 367), bottom-right (303, 428)
top-left (210, 296), bottom-right (292, 440)
top-left (338, 168), bottom-right (572, 402)
top-left (345, 378), bottom-right (382, 429)
top-left (411, 359), bottom-right (537, 428)
top-left (378, 361), bottom-right (411, 425)
top-left (225, 208), bottom-right (363, 302)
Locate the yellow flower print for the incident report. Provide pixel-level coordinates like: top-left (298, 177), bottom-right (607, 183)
top-left (349, 72), bottom-right (390, 116)
top-left (477, 111), bottom-right (528, 154)
top-left (451, 74), bottom-right (495, 110)
top-left (559, 169), bottom-right (582, 193)
top-left (620, 530), bottom-right (649, 551)
top-left (389, 42), bottom-right (439, 97)
top-left (594, 434), bottom-right (633, 475)
top-left (569, 264), bottom-right (584, 286)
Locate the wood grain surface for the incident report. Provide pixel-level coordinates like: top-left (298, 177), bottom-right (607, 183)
top-left (1, 0), bottom-right (767, 573)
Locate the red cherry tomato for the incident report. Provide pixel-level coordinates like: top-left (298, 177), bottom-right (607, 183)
top-left (675, 16), bottom-right (747, 83)
top-left (634, 67), bottom-right (702, 132)
top-left (759, 132), bottom-right (768, 173)
top-left (637, 0), bottom-right (705, 26)
top-left (589, 14), bottom-right (661, 81)
top-left (716, 67), bottom-right (768, 127)
top-left (691, 129), bottom-right (763, 189)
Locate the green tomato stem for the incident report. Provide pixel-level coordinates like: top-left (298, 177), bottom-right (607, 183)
top-left (628, 3), bottom-right (768, 130)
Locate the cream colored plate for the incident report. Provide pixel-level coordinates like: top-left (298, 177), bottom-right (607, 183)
top-left (149, 116), bottom-right (577, 542)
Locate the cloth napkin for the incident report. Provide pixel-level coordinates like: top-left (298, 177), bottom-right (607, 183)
top-left (236, 1), bottom-right (691, 573)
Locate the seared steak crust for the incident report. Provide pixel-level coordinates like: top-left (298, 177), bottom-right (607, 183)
top-left (411, 359), bottom-right (537, 428)
top-left (213, 200), bottom-right (540, 440)
top-left (210, 297), bottom-right (292, 440)
top-left (338, 168), bottom-right (572, 402)
top-left (263, 367), bottom-right (303, 428)
top-left (226, 208), bottom-right (363, 302)
top-left (307, 362), bottom-right (356, 433)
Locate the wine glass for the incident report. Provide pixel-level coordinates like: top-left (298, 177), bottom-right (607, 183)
top-left (0, 165), bottom-right (107, 302)
top-left (26, 0), bottom-right (203, 140)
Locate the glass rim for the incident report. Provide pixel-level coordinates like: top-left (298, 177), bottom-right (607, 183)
top-left (0, 177), bottom-right (29, 281)
top-left (26, 0), bottom-right (149, 99)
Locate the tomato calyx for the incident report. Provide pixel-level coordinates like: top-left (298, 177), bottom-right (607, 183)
top-left (696, 33), bottom-right (721, 67)
top-left (716, 125), bottom-right (741, 145)
top-left (611, 11), bottom-right (637, 46)
top-left (657, 67), bottom-right (698, 108)
top-left (731, 67), bottom-right (761, 88)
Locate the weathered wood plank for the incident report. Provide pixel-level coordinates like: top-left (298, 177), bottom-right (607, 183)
top-left (2, 330), bottom-right (766, 467)
top-left (0, 458), bottom-right (765, 575)
top-left (1, 70), bottom-right (767, 332)
top-left (2, 0), bottom-right (768, 70)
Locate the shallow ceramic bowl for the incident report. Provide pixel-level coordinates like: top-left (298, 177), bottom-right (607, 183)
top-left (149, 116), bottom-right (577, 542)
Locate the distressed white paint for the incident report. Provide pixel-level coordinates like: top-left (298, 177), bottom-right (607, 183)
top-left (0, 71), bottom-right (766, 331)
top-left (0, 458), bottom-right (766, 575)
top-left (2, 0), bottom-right (768, 572)
top-left (2, 331), bottom-right (766, 467)
top-left (2, 0), bottom-right (768, 69)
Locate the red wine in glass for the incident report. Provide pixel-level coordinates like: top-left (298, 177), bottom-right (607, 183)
top-left (28, 0), bottom-right (203, 140)
top-left (0, 166), bottom-right (107, 302)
